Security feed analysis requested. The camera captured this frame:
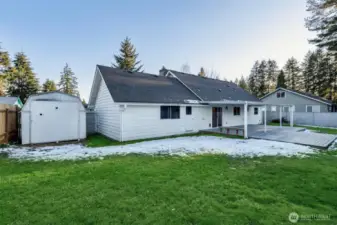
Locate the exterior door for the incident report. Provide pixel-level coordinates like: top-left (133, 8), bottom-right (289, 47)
top-left (212, 107), bottom-right (223, 127)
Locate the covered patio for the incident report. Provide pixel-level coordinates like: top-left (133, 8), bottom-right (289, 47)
top-left (201, 100), bottom-right (295, 139)
top-left (200, 100), bottom-right (336, 148)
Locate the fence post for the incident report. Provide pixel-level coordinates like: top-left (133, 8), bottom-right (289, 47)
top-left (5, 108), bottom-right (9, 143)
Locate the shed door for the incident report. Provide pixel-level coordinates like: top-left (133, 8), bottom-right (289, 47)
top-left (31, 101), bottom-right (79, 144)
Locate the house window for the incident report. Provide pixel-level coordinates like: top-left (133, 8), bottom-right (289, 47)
top-left (271, 106), bottom-right (277, 112)
top-left (306, 105), bottom-right (313, 113)
top-left (160, 106), bottom-right (180, 119)
top-left (283, 106), bottom-right (289, 112)
top-left (277, 92), bottom-right (286, 98)
top-left (233, 107), bottom-right (241, 116)
top-left (186, 106), bottom-right (192, 115)
top-left (254, 107), bottom-right (258, 115)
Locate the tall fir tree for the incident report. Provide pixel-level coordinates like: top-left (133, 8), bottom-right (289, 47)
top-left (42, 79), bottom-right (57, 92)
top-left (238, 75), bottom-right (248, 91)
top-left (0, 44), bottom-right (11, 96)
top-left (58, 63), bottom-right (78, 95)
top-left (283, 57), bottom-right (302, 90)
top-left (112, 37), bottom-right (143, 72)
top-left (276, 70), bottom-right (287, 88)
top-left (7, 52), bottom-right (39, 102)
top-left (306, 0), bottom-right (337, 54)
top-left (266, 59), bottom-right (278, 92)
top-left (302, 51), bottom-right (316, 93)
top-left (248, 61), bottom-right (259, 96)
top-left (198, 67), bottom-right (205, 77)
top-left (257, 60), bottom-right (267, 97)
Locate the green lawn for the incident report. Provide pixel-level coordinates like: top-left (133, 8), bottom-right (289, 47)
top-left (268, 122), bottom-right (337, 135)
top-left (1, 154), bottom-right (337, 224)
top-left (85, 132), bottom-right (243, 147)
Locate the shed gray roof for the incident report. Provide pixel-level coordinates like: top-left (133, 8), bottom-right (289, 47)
top-left (168, 70), bottom-right (261, 102)
top-left (0, 97), bottom-right (19, 105)
top-left (97, 65), bottom-right (200, 103)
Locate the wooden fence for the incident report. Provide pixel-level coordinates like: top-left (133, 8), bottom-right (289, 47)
top-left (0, 104), bottom-right (19, 144)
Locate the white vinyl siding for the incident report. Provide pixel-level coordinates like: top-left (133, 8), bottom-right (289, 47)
top-left (222, 105), bottom-right (262, 126)
top-left (122, 105), bottom-right (211, 141)
top-left (95, 79), bottom-right (121, 141)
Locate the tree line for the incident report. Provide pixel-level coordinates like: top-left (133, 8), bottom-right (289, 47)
top-left (237, 0), bottom-right (337, 102)
top-left (0, 44), bottom-right (79, 103)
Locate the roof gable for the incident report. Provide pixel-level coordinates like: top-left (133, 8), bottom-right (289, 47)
top-left (97, 65), bottom-right (200, 104)
top-left (261, 88), bottom-right (332, 105)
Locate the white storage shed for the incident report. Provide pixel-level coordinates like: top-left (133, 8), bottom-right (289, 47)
top-left (21, 91), bottom-right (86, 145)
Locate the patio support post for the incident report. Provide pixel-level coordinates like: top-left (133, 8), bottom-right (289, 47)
top-left (244, 102), bottom-right (248, 139)
top-left (279, 106), bottom-right (282, 127)
top-left (264, 105), bottom-right (267, 133)
top-left (290, 105), bottom-right (294, 127)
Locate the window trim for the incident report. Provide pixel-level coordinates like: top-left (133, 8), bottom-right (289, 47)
top-left (160, 106), bottom-right (180, 119)
top-left (277, 91), bottom-right (286, 98)
top-left (233, 106), bottom-right (241, 116)
top-left (306, 105), bottom-right (313, 113)
top-left (186, 106), bottom-right (192, 115)
top-left (306, 105), bottom-right (320, 113)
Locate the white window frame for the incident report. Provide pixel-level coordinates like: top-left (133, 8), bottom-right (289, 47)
top-left (276, 91), bottom-right (286, 99)
top-left (271, 106), bottom-right (277, 112)
top-left (306, 105), bottom-right (320, 113)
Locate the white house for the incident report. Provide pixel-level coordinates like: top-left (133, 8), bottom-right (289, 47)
top-left (88, 65), bottom-right (264, 141)
top-left (21, 91), bottom-right (86, 144)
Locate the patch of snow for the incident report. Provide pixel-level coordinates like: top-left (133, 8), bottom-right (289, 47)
top-left (0, 136), bottom-right (317, 161)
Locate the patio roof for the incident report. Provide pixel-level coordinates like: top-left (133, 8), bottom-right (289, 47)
top-left (199, 100), bottom-right (295, 106)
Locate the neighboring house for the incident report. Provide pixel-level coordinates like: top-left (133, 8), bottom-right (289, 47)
top-left (0, 97), bottom-right (23, 108)
top-left (88, 65), bottom-right (263, 141)
top-left (260, 87), bottom-right (334, 113)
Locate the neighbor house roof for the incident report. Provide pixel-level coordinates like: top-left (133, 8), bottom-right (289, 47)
top-left (260, 87), bottom-right (333, 105)
top-left (97, 65), bottom-right (200, 103)
top-left (167, 70), bottom-right (261, 102)
top-left (0, 96), bottom-right (22, 107)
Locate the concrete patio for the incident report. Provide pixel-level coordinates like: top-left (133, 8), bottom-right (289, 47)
top-left (203, 125), bottom-right (337, 148)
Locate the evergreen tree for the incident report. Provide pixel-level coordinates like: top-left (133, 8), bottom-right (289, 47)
top-left (276, 70), bottom-right (286, 88)
top-left (234, 78), bottom-right (239, 85)
top-left (266, 59), bottom-right (278, 92)
top-left (112, 37), bottom-right (143, 72)
top-left (302, 51), bottom-right (317, 93)
top-left (82, 98), bottom-right (87, 106)
top-left (42, 79), bottom-right (57, 92)
top-left (257, 60), bottom-right (267, 97)
top-left (7, 52), bottom-right (39, 102)
top-left (306, 0), bottom-right (337, 53)
top-left (0, 44), bottom-right (11, 96)
top-left (283, 57), bottom-right (302, 90)
top-left (248, 61), bottom-right (259, 96)
top-left (181, 63), bottom-right (191, 73)
top-left (238, 75), bottom-right (248, 91)
top-left (316, 53), bottom-right (335, 99)
top-left (198, 67), bottom-right (206, 77)
top-left (58, 63), bottom-right (78, 95)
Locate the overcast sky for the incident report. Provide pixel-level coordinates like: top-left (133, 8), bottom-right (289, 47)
top-left (1, 0), bottom-right (315, 100)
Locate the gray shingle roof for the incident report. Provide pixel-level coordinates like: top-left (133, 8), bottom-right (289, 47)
top-left (97, 65), bottom-right (200, 103)
top-left (287, 88), bottom-right (332, 105)
top-left (169, 70), bottom-right (261, 102)
top-left (0, 97), bottom-right (18, 105)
